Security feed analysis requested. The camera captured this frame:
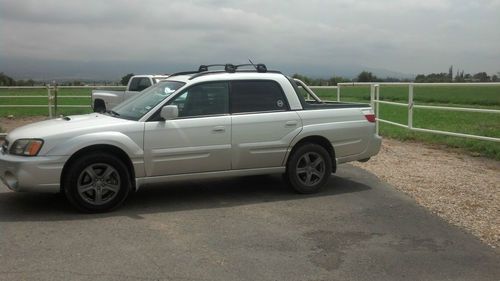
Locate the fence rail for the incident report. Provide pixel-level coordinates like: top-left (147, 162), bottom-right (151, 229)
top-left (0, 85), bottom-right (126, 138)
top-left (0, 85), bottom-right (126, 114)
top-left (1, 83), bottom-right (499, 143)
top-left (336, 82), bottom-right (500, 143)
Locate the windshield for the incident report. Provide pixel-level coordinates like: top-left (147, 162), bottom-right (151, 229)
top-left (111, 80), bottom-right (185, 120)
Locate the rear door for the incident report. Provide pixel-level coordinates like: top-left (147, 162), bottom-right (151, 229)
top-left (230, 80), bottom-right (302, 170)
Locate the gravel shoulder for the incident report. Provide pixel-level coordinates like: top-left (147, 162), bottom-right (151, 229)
top-left (353, 138), bottom-right (500, 248)
top-left (2, 117), bottom-right (499, 248)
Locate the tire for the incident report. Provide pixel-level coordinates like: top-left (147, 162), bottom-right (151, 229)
top-left (93, 100), bottom-right (106, 113)
top-left (63, 152), bottom-right (131, 213)
top-left (286, 143), bottom-right (332, 194)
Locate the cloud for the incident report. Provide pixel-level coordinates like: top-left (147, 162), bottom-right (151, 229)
top-left (1, 0), bottom-right (499, 79)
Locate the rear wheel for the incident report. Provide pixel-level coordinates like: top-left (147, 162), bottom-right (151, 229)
top-left (93, 100), bottom-right (106, 113)
top-left (286, 143), bottom-right (332, 194)
top-left (63, 152), bottom-right (131, 212)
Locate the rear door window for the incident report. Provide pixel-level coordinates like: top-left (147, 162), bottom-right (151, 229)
top-left (230, 80), bottom-right (288, 113)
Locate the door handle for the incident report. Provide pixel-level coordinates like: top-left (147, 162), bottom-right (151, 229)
top-left (212, 126), bottom-right (226, 132)
top-left (285, 121), bottom-right (298, 127)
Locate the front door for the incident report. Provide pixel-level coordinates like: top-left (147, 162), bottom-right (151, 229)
top-left (144, 82), bottom-right (231, 176)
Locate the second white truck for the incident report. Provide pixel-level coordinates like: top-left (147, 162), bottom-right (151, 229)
top-left (91, 74), bottom-right (169, 112)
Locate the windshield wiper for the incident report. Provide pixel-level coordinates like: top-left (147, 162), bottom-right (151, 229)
top-left (108, 110), bottom-right (120, 116)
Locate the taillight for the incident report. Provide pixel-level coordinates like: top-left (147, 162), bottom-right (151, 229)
top-left (364, 114), bottom-right (376, 123)
top-left (361, 109), bottom-right (376, 123)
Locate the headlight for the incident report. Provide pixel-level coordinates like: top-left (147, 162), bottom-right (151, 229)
top-left (10, 139), bottom-right (44, 156)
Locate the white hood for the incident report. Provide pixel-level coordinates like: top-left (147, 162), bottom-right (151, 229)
top-left (7, 113), bottom-right (137, 141)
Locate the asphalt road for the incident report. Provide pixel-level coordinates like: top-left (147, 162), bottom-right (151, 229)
top-left (0, 165), bottom-right (499, 281)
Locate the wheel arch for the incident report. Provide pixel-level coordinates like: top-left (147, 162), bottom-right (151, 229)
top-left (286, 135), bottom-right (336, 173)
top-left (60, 144), bottom-right (136, 192)
top-left (93, 99), bottom-right (106, 112)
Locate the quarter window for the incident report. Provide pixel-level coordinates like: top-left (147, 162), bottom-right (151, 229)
top-left (230, 80), bottom-right (288, 113)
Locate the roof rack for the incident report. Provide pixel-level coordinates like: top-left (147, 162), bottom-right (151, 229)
top-left (169, 62), bottom-right (277, 80)
top-left (189, 69), bottom-right (282, 80)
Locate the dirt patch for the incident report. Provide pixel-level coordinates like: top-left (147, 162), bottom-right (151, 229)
top-left (353, 138), bottom-right (500, 249)
top-left (0, 116), bottom-right (49, 133)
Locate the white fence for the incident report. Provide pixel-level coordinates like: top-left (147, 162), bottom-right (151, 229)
top-left (333, 82), bottom-right (500, 143)
top-left (1, 83), bottom-right (499, 143)
top-left (0, 85), bottom-right (126, 138)
top-left (0, 85), bottom-right (125, 117)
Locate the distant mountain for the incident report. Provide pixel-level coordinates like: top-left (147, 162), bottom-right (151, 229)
top-left (1, 57), bottom-right (414, 81)
top-left (278, 62), bottom-right (414, 80)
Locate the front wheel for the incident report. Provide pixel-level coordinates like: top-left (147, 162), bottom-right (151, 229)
top-left (63, 153), bottom-right (131, 213)
top-left (286, 143), bottom-right (332, 194)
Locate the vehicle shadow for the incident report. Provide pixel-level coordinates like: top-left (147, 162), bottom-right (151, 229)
top-left (0, 173), bottom-right (372, 222)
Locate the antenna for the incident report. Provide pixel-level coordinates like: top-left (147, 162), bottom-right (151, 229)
top-left (248, 59), bottom-right (257, 69)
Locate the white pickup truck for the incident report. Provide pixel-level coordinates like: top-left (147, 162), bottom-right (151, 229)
top-left (0, 64), bottom-right (381, 212)
top-left (91, 74), bottom-right (168, 112)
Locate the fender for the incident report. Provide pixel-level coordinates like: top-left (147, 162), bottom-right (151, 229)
top-left (45, 131), bottom-right (144, 159)
top-left (91, 90), bottom-right (124, 108)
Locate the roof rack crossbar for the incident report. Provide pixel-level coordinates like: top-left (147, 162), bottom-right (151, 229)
top-left (188, 69), bottom-right (282, 80)
top-left (198, 64), bottom-right (227, 72)
top-left (170, 63), bottom-right (272, 80)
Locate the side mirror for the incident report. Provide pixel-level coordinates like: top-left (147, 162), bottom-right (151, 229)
top-left (160, 105), bottom-right (178, 120)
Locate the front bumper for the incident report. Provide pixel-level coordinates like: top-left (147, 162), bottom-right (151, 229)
top-left (0, 152), bottom-right (68, 193)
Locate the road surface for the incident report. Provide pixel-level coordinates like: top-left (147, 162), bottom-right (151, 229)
top-left (0, 165), bottom-right (498, 281)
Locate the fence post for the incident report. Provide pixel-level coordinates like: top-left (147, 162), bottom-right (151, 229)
top-left (408, 83), bottom-right (414, 129)
top-left (375, 84), bottom-right (380, 135)
top-left (47, 84), bottom-right (53, 118)
top-left (336, 84), bottom-right (341, 102)
top-left (54, 83), bottom-right (58, 116)
top-left (370, 84), bottom-right (375, 108)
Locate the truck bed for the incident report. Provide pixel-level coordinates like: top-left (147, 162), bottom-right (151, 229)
top-left (302, 100), bottom-right (370, 110)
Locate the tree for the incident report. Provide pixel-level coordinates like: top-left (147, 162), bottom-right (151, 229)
top-left (0, 72), bottom-right (16, 86)
top-left (464, 73), bottom-right (472, 82)
top-left (455, 70), bottom-right (465, 82)
top-left (120, 73), bottom-right (135, 86)
top-left (448, 65), bottom-right (453, 82)
top-left (328, 76), bottom-right (349, 85)
top-left (491, 75), bottom-right (498, 82)
top-left (472, 72), bottom-right (490, 82)
top-left (357, 71), bottom-right (378, 82)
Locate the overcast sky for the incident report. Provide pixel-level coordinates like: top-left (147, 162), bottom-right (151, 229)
top-left (1, 0), bottom-right (499, 80)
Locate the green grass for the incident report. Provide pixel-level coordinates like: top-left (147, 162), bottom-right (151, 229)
top-left (1, 85), bottom-right (500, 159)
top-left (0, 88), bottom-right (96, 116)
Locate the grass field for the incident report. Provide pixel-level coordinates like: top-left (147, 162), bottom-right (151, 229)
top-left (1, 85), bottom-right (500, 159)
top-left (313, 85), bottom-right (500, 106)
